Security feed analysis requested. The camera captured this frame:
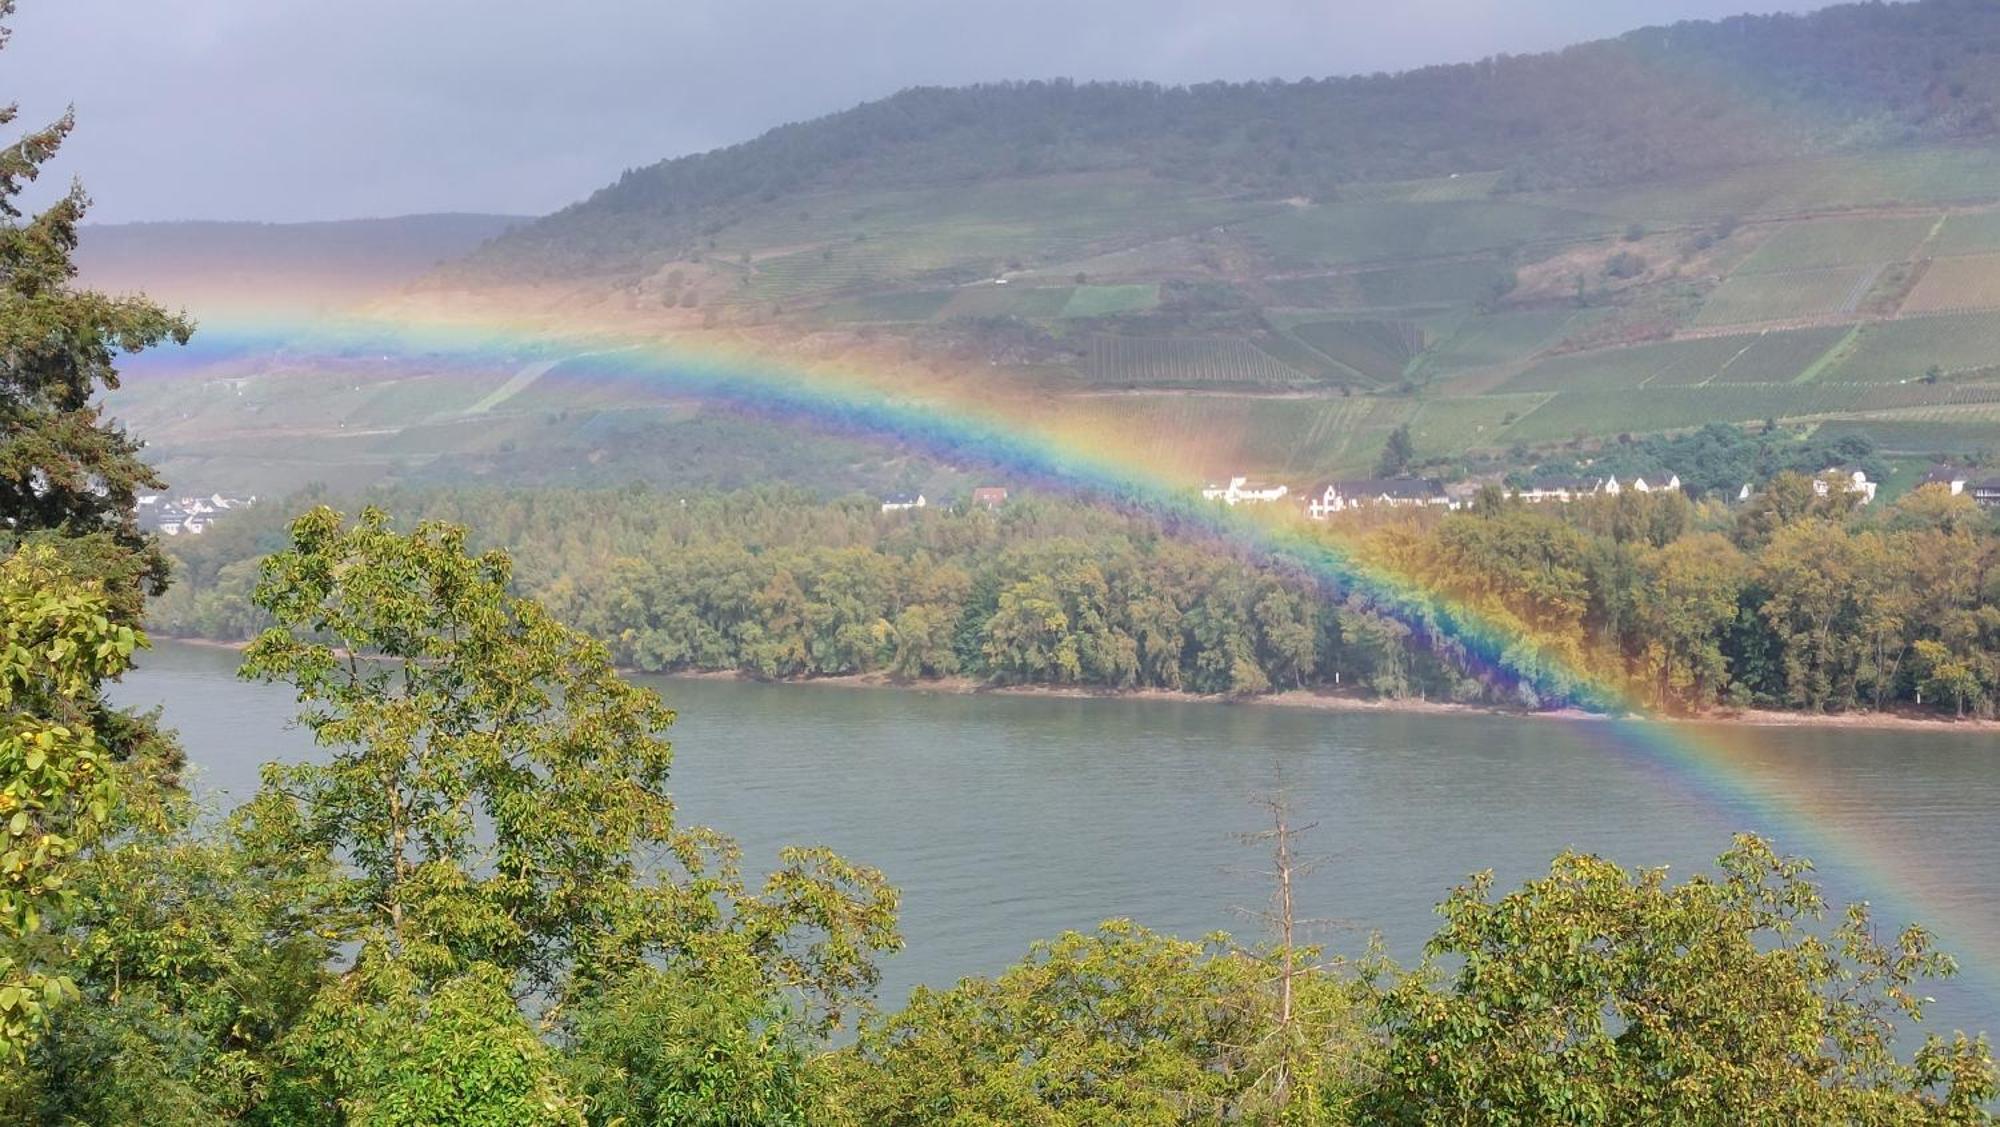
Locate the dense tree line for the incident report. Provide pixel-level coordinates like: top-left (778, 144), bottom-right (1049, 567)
top-left (469, 0), bottom-right (2000, 278)
top-left (157, 477), bottom-right (2000, 717)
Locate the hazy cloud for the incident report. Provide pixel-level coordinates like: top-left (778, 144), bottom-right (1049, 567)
top-left (14, 0), bottom-right (1813, 222)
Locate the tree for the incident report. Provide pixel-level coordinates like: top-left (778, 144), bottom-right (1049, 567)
top-left (1368, 835), bottom-right (1997, 1123)
top-left (1913, 639), bottom-right (1984, 719)
top-left (1375, 425), bottom-right (1416, 478)
top-left (0, 0), bottom-right (192, 831)
top-left (1633, 533), bottom-right (1745, 709)
top-left (0, 546), bottom-right (135, 1058)
top-left (0, 0), bottom-right (192, 621)
top-left (239, 506), bottom-right (900, 1029)
top-left (820, 920), bottom-right (1365, 1126)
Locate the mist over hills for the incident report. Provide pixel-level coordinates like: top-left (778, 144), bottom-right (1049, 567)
top-left (79, 214), bottom-right (524, 313)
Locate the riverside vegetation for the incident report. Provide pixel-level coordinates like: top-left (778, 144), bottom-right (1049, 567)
top-left (156, 470), bottom-right (2000, 719)
top-left (4, 5), bottom-right (2000, 1123)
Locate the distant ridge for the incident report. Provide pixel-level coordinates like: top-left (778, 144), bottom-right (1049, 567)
top-left (463, 0), bottom-right (2000, 280)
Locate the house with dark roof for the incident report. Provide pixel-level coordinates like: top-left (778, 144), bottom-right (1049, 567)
top-left (1307, 477), bottom-right (1449, 518)
top-left (1921, 464), bottom-right (1975, 495)
top-left (1973, 476), bottom-right (2000, 510)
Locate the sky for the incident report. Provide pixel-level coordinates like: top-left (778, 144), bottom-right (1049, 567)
top-left (16, 0), bottom-right (1818, 224)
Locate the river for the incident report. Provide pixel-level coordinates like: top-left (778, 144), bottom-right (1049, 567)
top-left (113, 640), bottom-right (2000, 1040)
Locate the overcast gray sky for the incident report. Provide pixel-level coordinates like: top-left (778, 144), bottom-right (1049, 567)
top-left (15, 0), bottom-right (1815, 224)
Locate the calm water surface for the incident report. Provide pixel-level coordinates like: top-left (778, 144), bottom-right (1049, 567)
top-left (114, 641), bottom-right (2000, 1038)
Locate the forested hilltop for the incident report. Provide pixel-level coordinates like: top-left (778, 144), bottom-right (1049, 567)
top-left (467, 0), bottom-right (2000, 278)
top-left (156, 475), bottom-right (2000, 717)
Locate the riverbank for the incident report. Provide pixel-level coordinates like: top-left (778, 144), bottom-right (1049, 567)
top-left (148, 635), bottom-right (1997, 734)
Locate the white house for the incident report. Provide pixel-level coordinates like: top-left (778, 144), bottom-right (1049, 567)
top-left (1307, 477), bottom-right (1450, 519)
top-left (880, 492), bottom-right (927, 513)
top-left (1814, 466), bottom-right (1878, 504)
top-left (1202, 476), bottom-right (1289, 506)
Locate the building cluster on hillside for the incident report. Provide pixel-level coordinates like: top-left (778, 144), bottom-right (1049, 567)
top-left (877, 486), bottom-right (1009, 514)
top-left (1192, 462), bottom-right (1951, 521)
top-left (137, 492), bottom-right (256, 536)
top-left (1919, 464), bottom-right (2000, 509)
top-left (1200, 476), bottom-right (1289, 506)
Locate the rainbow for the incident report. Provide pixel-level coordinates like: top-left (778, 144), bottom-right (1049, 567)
top-left (125, 307), bottom-right (2000, 1024)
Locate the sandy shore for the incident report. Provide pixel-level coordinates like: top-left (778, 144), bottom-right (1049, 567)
top-left (149, 635), bottom-right (1996, 733)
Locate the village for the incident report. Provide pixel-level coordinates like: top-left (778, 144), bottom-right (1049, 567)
top-left (1193, 463), bottom-right (2000, 519)
top-left (137, 491), bottom-right (258, 536)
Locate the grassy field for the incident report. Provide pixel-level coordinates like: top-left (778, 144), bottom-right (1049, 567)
top-left (1405, 393), bottom-right (1550, 455)
top-left (1901, 252), bottom-right (2000, 314)
top-left (1708, 326), bottom-right (1851, 384)
top-left (816, 290), bottom-right (956, 322)
top-left (1060, 284), bottom-right (1161, 318)
top-left (1501, 334), bottom-right (1759, 392)
top-left (938, 285), bottom-right (1075, 319)
top-left (1928, 211), bottom-right (2000, 256)
top-left (1269, 258), bottom-right (1511, 310)
top-left (1819, 313), bottom-right (2000, 382)
top-left (1243, 199), bottom-right (1610, 269)
top-left (1095, 393), bottom-right (1416, 479)
top-left (1501, 384), bottom-right (1872, 443)
top-left (1813, 414), bottom-right (2000, 455)
top-left (1419, 309), bottom-right (1595, 376)
top-left (1085, 336), bottom-right (1314, 386)
top-left (1289, 318), bottom-right (1425, 384)
top-left (1692, 266), bottom-right (1872, 326)
top-left (1735, 215), bottom-right (1937, 274)
top-left (1543, 148), bottom-right (2000, 225)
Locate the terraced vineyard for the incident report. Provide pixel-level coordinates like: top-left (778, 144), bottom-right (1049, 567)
top-left (1934, 211), bottom-right (2000, 256)
top-left (1501, 383), bottom-right (1873, 443)
top-left (1820, 313), bottom-right (2000, 382)
top-left (1420, 309), bottom-right (1594, 376)
top-left (1692, 266), bottom-right (1872, 326)
top-left (1289, 318), bottom-right (1425, 384)
top-left (1086, 336), bottom-right (1314, 387)
top-left (1901, 253), bottom-right (2000, 314)
top-left (1708, 327), bottom-right (1850, 384)
top-left (1735, 215), bottom-right (1938, 273)
top-left (1243, 199), bottom-right (1611, 270)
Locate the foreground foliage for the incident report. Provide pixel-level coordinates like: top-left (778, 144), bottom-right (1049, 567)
top-left (8, 507), bottom-right (1999, 1123)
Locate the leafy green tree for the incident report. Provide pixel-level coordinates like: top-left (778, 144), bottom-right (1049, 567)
top-left (820, 920), bottom-right (1366, 1126)
top-left (240, 506), bottom-right (900, 1022)
top-left (276, 958), bottom-right (586, 1126)
top-left (1368, 834), bottom-right (1997, 1123)
top-left (561, 957), bottom-right (816, 1127)
top-left (7, 819), bottom-right (334, 1123)
top-left (0, 1), bottom-right (192, 620)
top-left (0, 545), bottom-right (134, 1057)
top-left (1633, 532), bottom-right (1744, 709)
top-left (1913, 639), bottom-right (1984, 719)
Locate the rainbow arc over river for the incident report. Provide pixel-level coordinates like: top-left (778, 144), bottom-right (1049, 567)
top-left (134, 305), bottom-right (2000, 1011)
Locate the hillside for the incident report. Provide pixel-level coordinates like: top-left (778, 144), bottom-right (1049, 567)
top-left (108, 1), bottom-right (2000, 500)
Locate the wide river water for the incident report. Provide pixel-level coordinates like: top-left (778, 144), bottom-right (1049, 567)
top-left (115, 640), bottom-right (2000, 1039)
